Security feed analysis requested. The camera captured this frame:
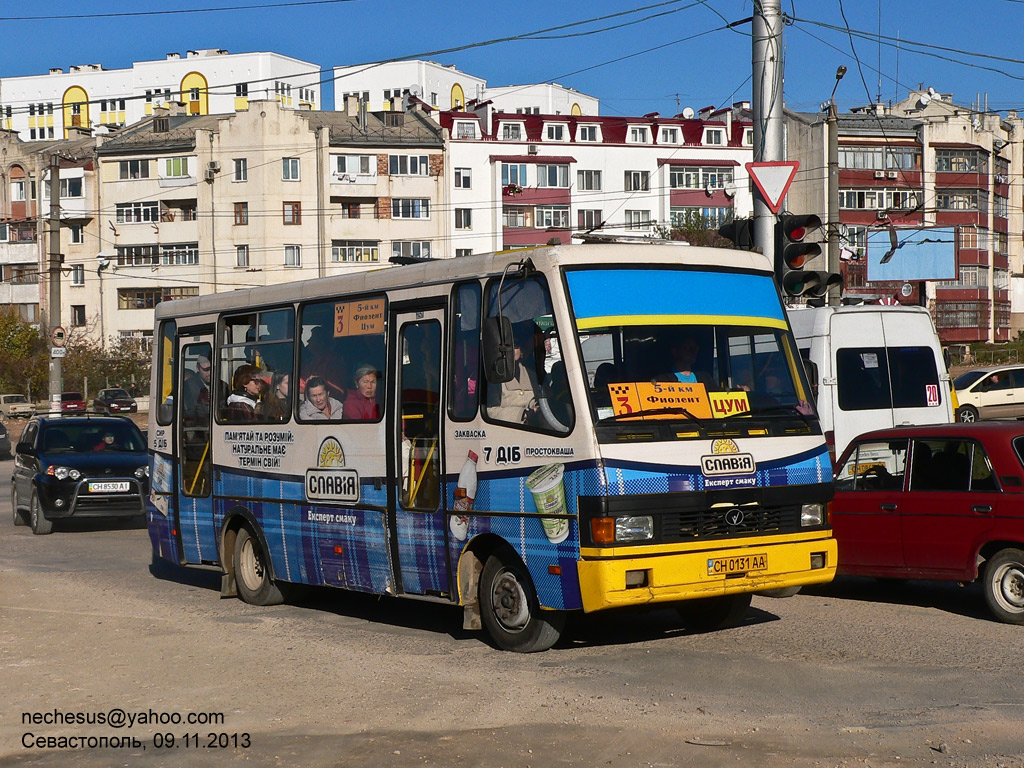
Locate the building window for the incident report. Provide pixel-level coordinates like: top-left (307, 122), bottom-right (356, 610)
top-left (501, 124), bottom-right (522, 140)
top-left (454, 121), bottom-right (477, 139)
top-left (11, 181), bottom-right (26, 201)
top-left (118, 159), bottom-right (150, 180)
top-left (546, 124), bottom-right (566, 141)
top-left (116, 245), bottom-right (159, 266)
top-left (670, 206), bottom-right (731, 229)
top-left (339, 202), bottom-right (362, 219)
top-left (704, 129), bottom-right (724, 145)
top-left (233, 158), bottom-right (247, 182)
top-left (503, 206), bottom-right (531, 228)
top-left (71, 305), bottom-right (86, 326)
top-left (577, 125), bottom-right (598, 142)
top-left (744, 128), bottom-right (754, 146)
top-left (935, 149), bottom-right (988, 174)
top-left (235, 83), bottom-right (248, 97)
top-left (624, 170), bottom-right (650, 192)
top-left (164, 157), bottom-right (190, 178)
top-left (117, 286), bottom-right (198, 309)
top-left (455, 248), bottom-right (473, 258)
top-left (283, 201), bottom-right (301, 224)
top-left (160, 243), bottom-right (199, 266)
top-left (116, 202), bottom-right (160, 223)
top-left (234, 202), bottom-right (248, 225)
top-left (578, 209), bottom-right (603, 229)
top-left (391, 198), bottom-right (430, 219)
top-left (537, 164), bottom-right (569, 188)
top-left (454, 167), bottom-right (472, 188)
top-left (334, 154), bottom-right (374, 177)
top-left (455, 208), bottom-right (472, 229)
top-left (577, 170), bottom-right (602, 191)
top-left (284, 245), bottom-right (301, 267)
top-left (671, 166), bottom-right (735, 190)
top-left (331, 240), bottom-right (379, 263)
top-left (388, 155), bottom-right (430, 176)
top-left (629, 126), bottom-right (649, 143)
top-left (625, 210), bottom-right (652, 230)
top-left (69, 224), bottom-right (84, 244)
top-left (236, 245), bottom-right (249, 267)
top-left (282, 157), bottom-right (300, 181)
top-left (70, 265), bottom-right (85, 286)
top-left (936, 189), bottom-right (982, 212)
top-left (660, 128), bottom-right (679, 143)
top-left (501, 163), bottom-right (527, 186)
top-left (535, 206), bottom-right (569, 228)
top-left (392, 241), bottom-right (431, 259)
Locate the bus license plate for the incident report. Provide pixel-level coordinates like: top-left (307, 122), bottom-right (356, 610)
top-left (707, 553), bottom-right (768, 576)
top-left (88, 481), bottom-right (130, 493)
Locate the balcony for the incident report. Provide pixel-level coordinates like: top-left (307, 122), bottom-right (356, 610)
top-left (0, 240), bottom-right (38, 266)
top-left (0, 282), bottom-right (41, 304)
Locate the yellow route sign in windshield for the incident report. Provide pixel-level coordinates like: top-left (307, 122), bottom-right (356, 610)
top-left (608, 382), bottom-right (751, 420)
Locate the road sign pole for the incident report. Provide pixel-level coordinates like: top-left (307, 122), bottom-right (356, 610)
top-left (752, 0), bottom-right (785, 257)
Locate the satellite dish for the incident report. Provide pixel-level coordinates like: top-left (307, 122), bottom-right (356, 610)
top-left (973, 116), bottom-right (982, 131)
top-left (682, 106), bottom-right (695, 119)
top-left (928, 86), bottom-right (937, 97)
top-left (918, 93), bottom-right (932, 108)
top-left (723, 181), bottom-right (736, 199)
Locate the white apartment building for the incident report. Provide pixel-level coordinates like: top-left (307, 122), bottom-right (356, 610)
top-left (333, 59), bottom-right (599, 116)
top-left (438, 102), bottom-right (755, 256)
top-left (61, 99), bottom-right (445, 347)
top-left (0, 49), bottom-right (321, 141)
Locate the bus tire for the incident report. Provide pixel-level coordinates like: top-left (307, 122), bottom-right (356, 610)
top-left (479, 550), bottom-right (564, 652)
top-left (29, 491), bottom-right (53, 535)
top-left (233, 527), bottom-right (284, 606)
top-left (983, 548), bottom-right (1024, 624)
top-left (676, 593), bottom-right (752, 632)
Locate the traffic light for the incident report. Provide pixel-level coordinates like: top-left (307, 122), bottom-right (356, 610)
top-left (775, 214), bottom-right (840, 298)
top-left (717, 217), bottom-right (753, 249)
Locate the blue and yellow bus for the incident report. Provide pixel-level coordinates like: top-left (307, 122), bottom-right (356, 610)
top-left (147, 243), bottom-right (836, 651)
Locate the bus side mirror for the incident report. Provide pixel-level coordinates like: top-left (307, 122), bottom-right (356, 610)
top-left (482, 316), bottom-right (515, 383)
top-left (802, 358), bottom-right (819, 399)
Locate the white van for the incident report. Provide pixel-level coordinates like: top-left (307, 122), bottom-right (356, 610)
top-left (788, 306), bottom-right (954, 460)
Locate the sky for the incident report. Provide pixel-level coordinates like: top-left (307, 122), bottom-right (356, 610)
top-left (1, 0), bottom-right (1023, 119)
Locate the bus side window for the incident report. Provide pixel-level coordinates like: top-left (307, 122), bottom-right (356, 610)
top-left (451, 281), bottom-right (481, 420)
top-left (156, 320), bottom-right (176, 425)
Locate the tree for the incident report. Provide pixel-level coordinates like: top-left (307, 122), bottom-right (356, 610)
top-left (0, 308), bottom-right (47, 397)
top-left (655, 209), bottom-right (736, 248)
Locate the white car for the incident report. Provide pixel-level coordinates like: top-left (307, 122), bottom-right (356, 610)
top-left (953, 364), bottom-right (1024, 421)
top-left (0, 393), bottom-right (34, 419)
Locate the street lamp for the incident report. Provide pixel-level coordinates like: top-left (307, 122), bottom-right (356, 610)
top-left (825, 65), bottom-right (847, 306)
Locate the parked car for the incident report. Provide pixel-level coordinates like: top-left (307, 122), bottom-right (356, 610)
top-left (954, 365), bottom-right (1024, 422)
top-left (93, 388), bottom-right (138, 415)
top-left (11, 414), bottom-right (149, 535)
top-left (59, 392), bottom-right (87, 413)
top-left (0, 421), bottom-right (10, 458)
top-left (0, 393), bottom-right (35, 419)
top-left (832, 422), bottom-right (1024, 624)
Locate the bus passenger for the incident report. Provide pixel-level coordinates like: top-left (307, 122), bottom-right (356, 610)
top-left (182, 355), bottom-right (213, 425)
top-left (488, 333), bottom-right (538, 424)
top-left (225, 364), bottom-right (262, 422)
top-left (299, 375), bottom-right (343, 420)
top-left (344, 365), bottom-right (380, 420)
top-left (257, 371), bottom-right (291, 422)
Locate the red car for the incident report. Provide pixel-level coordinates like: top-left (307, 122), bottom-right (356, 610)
top-left (60, 392), bottom-right (87, 413)
top-left (832, 422), bottom-right (1024, 624)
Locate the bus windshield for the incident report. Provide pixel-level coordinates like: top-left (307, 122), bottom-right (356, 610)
top-left (566, 267), bottom-right (813, 424)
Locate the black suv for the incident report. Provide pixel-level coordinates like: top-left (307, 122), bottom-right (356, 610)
top-left (93, 388), bottom-right (138, 414)
top-left (11, 415), bottom-right (149, 535)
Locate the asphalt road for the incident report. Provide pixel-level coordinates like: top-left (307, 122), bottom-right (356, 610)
top-left (2, 457), bottom-right (1023, 768)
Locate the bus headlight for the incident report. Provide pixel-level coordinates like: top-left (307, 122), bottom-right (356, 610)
top-left (800, 503), bottom-right (824, 526)
top-left (615, 515), bottom-right (654, 542)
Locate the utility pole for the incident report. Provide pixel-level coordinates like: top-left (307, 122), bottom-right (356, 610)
top-left (47, 154), bottom-right (63, 410)
top-left (751, 0), bottom-right (785, 256)
top-left (826, 66), bottom-right (846, 307)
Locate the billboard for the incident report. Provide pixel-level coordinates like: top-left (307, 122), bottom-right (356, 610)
top-left (865, 227), bottom-right (957, 282)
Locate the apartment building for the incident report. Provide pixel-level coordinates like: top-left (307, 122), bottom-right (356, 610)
top-left (437, 102), bottom-right (755, 256)
top-left (0, 49), bottom-right (321, 141)
top-left (53, 98), bottom-right (445, 347)
top-left (786, 89), bottom-right (1024, 343)
top-left (333, 59), bottom-right (599, 116)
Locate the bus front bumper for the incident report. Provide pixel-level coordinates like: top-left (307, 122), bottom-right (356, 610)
top-left (576, 534), bottom-right (837, 613)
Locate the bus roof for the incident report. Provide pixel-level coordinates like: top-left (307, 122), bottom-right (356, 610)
top-left (154, 243), bottom-right (775, 321)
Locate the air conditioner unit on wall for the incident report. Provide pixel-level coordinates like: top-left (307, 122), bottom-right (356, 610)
top-left (874, 170), bottom-right (885, 178)
top-left (887, 171), bottom-right (898, 179)
top-left (528, 144), bottom-right (538, 155)
top-left (203, 169), bottom-right (216, 182)
top-left (207, 160), bottom-right (220, 173)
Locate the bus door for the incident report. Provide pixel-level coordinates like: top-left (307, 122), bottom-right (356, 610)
top-left (388, 305), bottom-right (451, 597)
top-left (176, 332), bottom-right (219, 564)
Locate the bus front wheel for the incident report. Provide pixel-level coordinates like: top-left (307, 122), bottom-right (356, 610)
top-left (479, 550), bottom-right (564, 652)
top-left (676, 593), bottom-right (752, 632)
top-left (233, 527), bottom-right (285, 606)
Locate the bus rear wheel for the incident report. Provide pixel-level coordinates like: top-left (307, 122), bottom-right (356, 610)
top-left (479, 550), bottom-right (565, 652)
top-left (676, 593), bottom-right (752, 632)
top-left (233, 527), bottom-right (284, 606)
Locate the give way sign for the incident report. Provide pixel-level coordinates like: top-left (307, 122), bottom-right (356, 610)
top-left (746, 161), bottom-right (800, 213)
